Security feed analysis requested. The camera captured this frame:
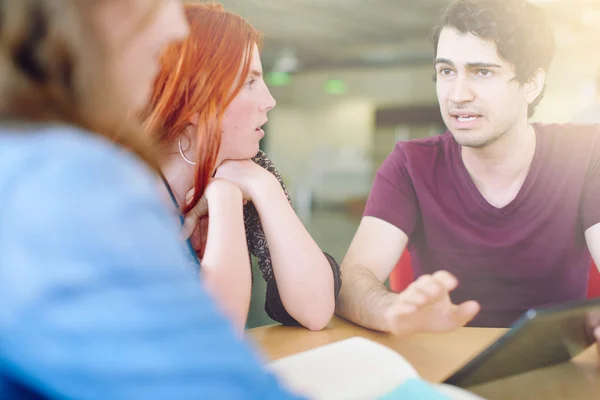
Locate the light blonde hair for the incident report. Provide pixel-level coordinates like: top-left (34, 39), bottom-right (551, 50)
top-left (0, 0), bottom-right (163, 168)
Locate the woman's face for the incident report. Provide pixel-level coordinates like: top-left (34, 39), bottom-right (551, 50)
top-left (218, 44), bottom-right (276, 162)
top-left (95, 0), bottom-right (189, 111)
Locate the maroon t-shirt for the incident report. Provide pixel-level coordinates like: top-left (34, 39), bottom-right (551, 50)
top-left (364, 123), bottom-right (600, 327)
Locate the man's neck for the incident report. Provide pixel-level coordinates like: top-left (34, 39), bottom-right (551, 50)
top-left (460, 121), bottom-right (537, 209)
top-left (461, 122), bottom-right (536, 186)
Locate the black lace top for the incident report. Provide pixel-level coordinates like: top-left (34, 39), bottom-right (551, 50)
top-left (246, 151), bottom-right (342, 325)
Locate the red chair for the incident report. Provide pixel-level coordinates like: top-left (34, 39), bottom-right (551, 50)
top-left (389, 250), bottom-right (414, 293)
top-left (588, 261), bottom-right (600, 298)
top-left (389, 250), bottom-right (600, 298)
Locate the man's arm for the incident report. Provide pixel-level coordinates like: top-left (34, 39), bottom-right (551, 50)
top-left (336, 217), bottom-right (480, 336)
top-left (581, 127), bottom-right (600, 269)
top-left (337, 143), bottom-right (479, 335)
top-left (584, 223), bottom-right (600, 352)
top-left (580, 127), bottom-right (600, 353)
top-left (336, 217), bottom-right (409, 332)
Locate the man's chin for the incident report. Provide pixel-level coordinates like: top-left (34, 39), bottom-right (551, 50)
top-left (451, 130), bottom-right (495, 149)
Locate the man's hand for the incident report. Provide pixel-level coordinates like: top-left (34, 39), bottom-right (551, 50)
top-left (594, 326), bottom-right (600, 358)
top-left (384, 271), bottom-right (480, 336)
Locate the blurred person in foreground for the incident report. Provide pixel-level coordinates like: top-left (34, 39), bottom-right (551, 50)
top-left (337, 0), bottom-right (600, 344)
top-left (142, 2), bottom-right (340, 333)
top-left (0, 0), bottom-right (304, 398)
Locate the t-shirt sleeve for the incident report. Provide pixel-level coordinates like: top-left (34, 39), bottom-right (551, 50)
top-left (363, 143), bottom-right (420, 237)
top-left (581, 126), bottom-right (600, 231)
top-left (0, 137), bottom-right (301, 400)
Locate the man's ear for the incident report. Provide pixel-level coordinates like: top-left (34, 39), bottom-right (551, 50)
top-left (524, 68), bottom-right (546, 105)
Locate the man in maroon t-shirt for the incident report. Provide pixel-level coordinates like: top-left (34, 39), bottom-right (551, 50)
top-left (336, 0), bottom-right (600, 342)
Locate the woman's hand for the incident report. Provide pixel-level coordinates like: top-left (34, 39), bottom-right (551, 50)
top-left (189, 215), bottom-right (208, 259)
top-left (181, 179), bottom-right (242, 240)
top-left (214, 159), bottom-right (278, 202)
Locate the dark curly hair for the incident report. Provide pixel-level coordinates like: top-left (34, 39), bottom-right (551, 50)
top-left (431, 0), bottom-right (556, 117)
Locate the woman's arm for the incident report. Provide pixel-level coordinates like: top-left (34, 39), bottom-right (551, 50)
top-left (195, 179), bottom-right (252, 334)
top-left (215, 159), bottom-right (336, 331)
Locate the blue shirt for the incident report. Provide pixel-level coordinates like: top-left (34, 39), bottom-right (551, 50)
top-left (0, 125), bottom-right (301, 399)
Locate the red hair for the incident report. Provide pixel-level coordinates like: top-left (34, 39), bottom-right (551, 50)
top-left (142, 2), bottom-right (261, 212)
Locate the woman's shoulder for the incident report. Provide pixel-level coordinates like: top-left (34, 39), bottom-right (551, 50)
top-left (250, 150), bottom-right (291, 202)
top-left (0, 124), bottom-right (162, 245)
top-left (251, 150), bottom-right (277, 172)
top-left (0, 123), bottom-right (147, 167)
top-left (0, 124), bottom-right (156, 195)
top-left (251, 150), bottom-right (285, 186)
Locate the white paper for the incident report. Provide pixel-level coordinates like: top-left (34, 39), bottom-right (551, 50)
top-left (268, 336), bottom-right (418, 399)
top-left (268, 336), bottom-right (486, 400)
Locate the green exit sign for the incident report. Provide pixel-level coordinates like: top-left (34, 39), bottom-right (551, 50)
top-left (324, 79), bottom-right (347, 95)
top-left (265, 71), bottom-right (292, 87)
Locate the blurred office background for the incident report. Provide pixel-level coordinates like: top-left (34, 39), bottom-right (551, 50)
top-left (211, 0), bottom-right (600, 327)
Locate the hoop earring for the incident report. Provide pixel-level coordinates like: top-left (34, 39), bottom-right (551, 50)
top-left (178, 135), bottom-right (197, 165)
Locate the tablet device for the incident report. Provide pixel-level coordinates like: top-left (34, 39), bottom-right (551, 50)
top-left (443, 298), bottom-right (600, 388)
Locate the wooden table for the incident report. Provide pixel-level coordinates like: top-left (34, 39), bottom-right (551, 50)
top-left (248, 317), bottom-right (600, 400)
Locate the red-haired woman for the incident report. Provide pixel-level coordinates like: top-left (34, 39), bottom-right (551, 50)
top-left (142, 2), bottom-right (341, 333)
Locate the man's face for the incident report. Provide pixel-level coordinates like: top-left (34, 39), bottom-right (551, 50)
top-left (435, 27), bottom-right (530, 148)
